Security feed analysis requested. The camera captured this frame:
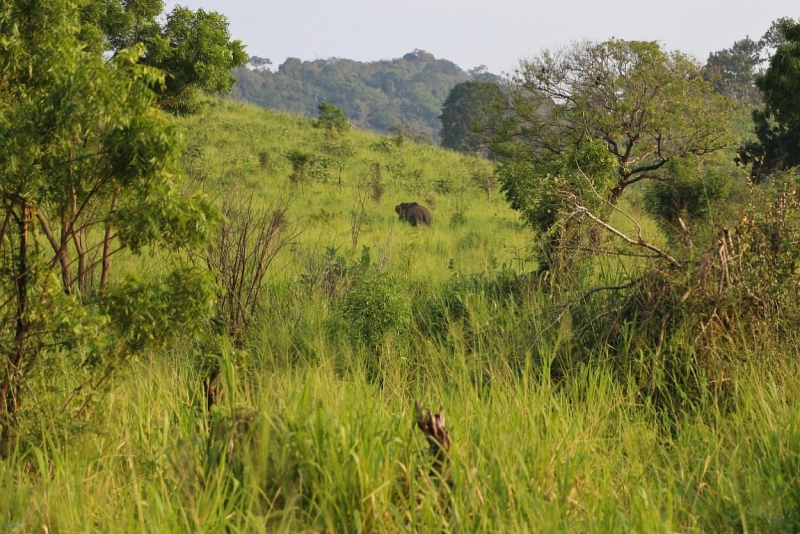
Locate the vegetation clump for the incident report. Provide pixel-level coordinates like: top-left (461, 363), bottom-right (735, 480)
top-left (331, 248), bottom-right (410, 350)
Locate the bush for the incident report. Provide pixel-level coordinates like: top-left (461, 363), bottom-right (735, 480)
top-left (332, 250), bottom-right (410, 349)
top-left (642, 155), bottom-right (731, 244)
top-left (567, 170), bottom-right (800, 410)
top-left (433, 178), bottom-right (453, 194)
top-left (413, 269), bottom-right (531, 341)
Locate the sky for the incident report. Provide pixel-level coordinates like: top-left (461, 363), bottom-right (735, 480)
top-left (166, 0), bottom-right (798, 74)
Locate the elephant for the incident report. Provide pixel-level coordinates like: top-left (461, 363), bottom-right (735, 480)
top-left (395, 202), bottom-right (432, 226)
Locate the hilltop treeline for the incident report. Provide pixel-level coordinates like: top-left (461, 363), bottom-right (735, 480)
top-left (232, 49), bottom-right (499, 141)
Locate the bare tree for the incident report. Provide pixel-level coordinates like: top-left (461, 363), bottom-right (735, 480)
top-left (201, 196), bottom-right (299, 341)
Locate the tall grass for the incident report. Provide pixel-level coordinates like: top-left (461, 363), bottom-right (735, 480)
top-left (5, 332), bottom-right (800, 532)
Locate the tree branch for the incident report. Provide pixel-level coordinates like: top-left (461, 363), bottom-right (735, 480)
top-left (573, 205), bottom-right (682, 268)
top-left (36, 211), bottom-right (73, 292)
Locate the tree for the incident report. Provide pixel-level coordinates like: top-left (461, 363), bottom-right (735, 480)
top-left (320, 140), bottom-right (355, 190)
top-left (704, 37), bottom-right (762, 104)
top-left (439, 81), bottom-right (504, 154)
top-left (286, 150), bottom-right (313, 191)
top-left (739, 19), bottom-right (800, 181)
top-left (487, 39), bottom-right (737, 288)
top-left (247, 55), bottom-right (272, 71)
top-left (81, 1), bottom-right (247, 115)
top-left (492, 40), bottom-right (736, 203)
top-left (0, 0), bottom-right (217, 446)
top-left (314, 102), bottom-right (352, 137)
top-left (703, 18), bottom-right (796, 106)
top-left (759, 17), bottom-right (791, 54)
top-left (144, 7), bottom-right (247, 114)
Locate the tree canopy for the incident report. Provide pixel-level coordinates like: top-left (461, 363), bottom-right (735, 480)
top-left (739, 18), bottom-right (800, 180)
top-left (81, 0), bottom-right (247, 115)
top-left (439, 81), bottom-right (504, 155)
top-left (704, 37), bottom-right (763, 104)
top-left (492, 39), bottom-right (736, 203)
top-left (702, 18), bottom-right (793, 106)
top-left (757, 19), bottom-right (800, 125)
top-left (314, 102), bottom-right (352, 136)
top-left (0, 0), bottom-right (241, 442)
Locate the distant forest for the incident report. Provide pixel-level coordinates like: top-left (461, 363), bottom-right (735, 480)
top-left (231, 50), bottom-right (499, 142)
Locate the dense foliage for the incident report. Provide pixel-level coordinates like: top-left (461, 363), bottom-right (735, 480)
top-left (704, 37), bottom-right (763, 103)
top-left (81, 0), bottom-right (247, 115)
top-left (483, 33), bottom-right (800, 410)
top-left (739, 19), bottom-right (800, 180)
top-left (232, 49), bottom-right (499, 141)
top-left (0, 0), bottom-right (241, 447)
top-left (439, 80), bottom-right (504, 154)
top-left (493, 40), bottom-right (736, 201)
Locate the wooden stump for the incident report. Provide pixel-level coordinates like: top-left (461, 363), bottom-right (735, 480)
top-left (415, 398), bottom-right (452, 486)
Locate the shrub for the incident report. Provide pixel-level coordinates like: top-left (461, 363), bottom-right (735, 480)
top-left (333, 250), bottom-right (410, 349)
top-left (642, 155), bottom-right (731, 245)
top-left (433, 178), bottom-right (453, 194)
top-left (567, 170), bottom-right (800, 409)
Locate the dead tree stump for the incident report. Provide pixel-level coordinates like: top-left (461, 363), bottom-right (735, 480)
top-left (415, 399), bottom-right (452, 486)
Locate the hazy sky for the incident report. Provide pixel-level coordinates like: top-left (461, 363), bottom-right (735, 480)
top-left (167, 1), bottom-right (797, 74)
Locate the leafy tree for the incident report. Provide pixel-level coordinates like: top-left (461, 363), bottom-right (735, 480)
top-left (759, 17), bottom-right (791, 54)
top-left (320, 140), bottom-right (355, 189)
top-left (739, 19), bottom-right (800, 181)
top-left (439, 81), bottom-right (504, 154)
top-left (314, 102), bottom-right (351, 136)
top-left (145, 7), bottom-right (247, 114)
top-left (0, 0), bottom-right (217, 445)
top-left (704, 37), bottom-right (762, 104)
top-left (758, 20), bottom-right (800, 122)
top-left (641, 155), bottom-right (731, 245)
top-left (286, 150), bottom-right (313, 190)
top-left (81, 1), bottom-right (247, 115)
top-left (497, 140), bottom-right (620, 277)
top-left (247, 55), bottom-right (272, 71)
top-left (471, 168), bottom-right (499, 200)
top-left (703, 17), bottom-right (793, 106)
top-left (492, 39), bottom-right (736, 203)
top-left (488, 39), bottom-right (736, 287)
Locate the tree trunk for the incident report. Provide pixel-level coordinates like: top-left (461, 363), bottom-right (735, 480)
top-left (36, 209), bottom-right (72, 292)
top-left (71, 187), bottom-right (87, 296)
top-left (100, 191), bottom-right (119, 294)
top-left (1, 202), bottom-right (31, 449)
top-left (610, 182), bottom-right (625, 204)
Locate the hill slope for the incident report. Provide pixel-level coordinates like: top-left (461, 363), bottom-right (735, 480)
top-left (177, 97), bottom-right (529, 280)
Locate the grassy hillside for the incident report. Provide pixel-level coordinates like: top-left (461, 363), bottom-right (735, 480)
top-left (178, 98), bottom-right (531, 281)
top-left (5, 98), bottom-right (800, 533)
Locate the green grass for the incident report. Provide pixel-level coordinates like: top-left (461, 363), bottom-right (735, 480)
top-left (4, 98), bottom-right (800, 532)
top-left (5, 344), bottom-right (800, 532)
top-left (177, 98), bottom-right (530, 283)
